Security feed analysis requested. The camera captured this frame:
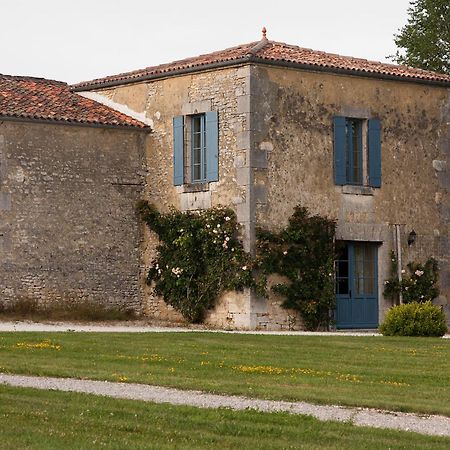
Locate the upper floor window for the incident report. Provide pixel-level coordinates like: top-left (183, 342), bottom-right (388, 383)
top-left (334, 116), bottom-right (381, 188)
top-left (346, 118), bottom-right (363, 185)
top-left (173, 111), bottom-right (218, 186)
top-left (191, 114), bottom-right (207, 182)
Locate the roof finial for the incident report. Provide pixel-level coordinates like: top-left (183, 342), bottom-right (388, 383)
top-left (262, 27), bottom-right (267, 40)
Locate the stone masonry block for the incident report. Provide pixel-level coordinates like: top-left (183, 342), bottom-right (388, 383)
top-left (0, 192), bottom-right (11, 210)
top-left (251, 150), bottom-right (268, 168)
top-left (234, 155), bottom-right (246, 168)
top-left (181, 100), bottom-right (212, 115)
top-left (236, 95), bottom-right (251, 114)
top-left (236, 130), bottom-right (251, 150)
top-left (180, 191), bottom-right (211, 211)
top-left (236, 202), bottom-right (250, 223)
top-left (253, 185), bottom-right (267, 204)
top-left (236, 167), bottom-right (250, 186)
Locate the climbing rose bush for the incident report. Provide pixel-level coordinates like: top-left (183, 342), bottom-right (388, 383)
top-left (384, 253), bottom-right (439, 303)
top-left (137, 201), bottom-right (254, 323)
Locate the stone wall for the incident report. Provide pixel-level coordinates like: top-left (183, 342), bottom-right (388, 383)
top-left (87, 63), bottom-right (449, 329)
top-left (250, 65), bottom-right (450, 325)
top-left (92, 66), bottom-right (256, 327)
top-left (0, 120), bottom-right (146, 311)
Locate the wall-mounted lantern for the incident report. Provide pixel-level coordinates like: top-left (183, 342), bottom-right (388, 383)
top-left (407, 230), bottom-right (417, 246)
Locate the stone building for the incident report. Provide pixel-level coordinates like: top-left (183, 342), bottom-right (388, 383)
top-left (73, 32), bottom-right (450, 330)
top-left (2, 31), bottom-right (449, 330)
top-left (0, 75), bottom-right (149, 310)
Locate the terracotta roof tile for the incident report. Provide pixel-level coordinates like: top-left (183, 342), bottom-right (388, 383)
top-left (256, 41), bottom-right (450, 84)
top-left (73, 40), bottom-right (450, 90)
top-left (73, 42), bottom-right (257, 89)
top-left (0, 74), bottom-right (149, 129)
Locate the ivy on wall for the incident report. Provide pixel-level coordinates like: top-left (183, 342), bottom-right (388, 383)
top-left (255, 207), bottom-right (336, 330)
top-left (138, 202), bottom-right (336, 330)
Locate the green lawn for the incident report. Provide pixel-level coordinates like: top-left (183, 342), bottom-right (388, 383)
top-left (0, 385), bottom-right (449, 449)
top-left (0, 332), bottom-right (449, 416)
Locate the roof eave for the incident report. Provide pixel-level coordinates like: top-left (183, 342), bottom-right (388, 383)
top-left (251, 57), bottom-right (450, 88)
top-left (73, 55), bottom-right (450, 91)
top-left (72, 56), bottom-right (254, 91)
top-left (0, 114), bottom-right (151, 132)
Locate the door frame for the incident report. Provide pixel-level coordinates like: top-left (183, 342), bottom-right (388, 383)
top-left (335, 241), bottom-right (379, 329)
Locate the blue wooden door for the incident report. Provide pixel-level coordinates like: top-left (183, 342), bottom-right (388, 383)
top-left (336, 242), bottom-right (378, 329)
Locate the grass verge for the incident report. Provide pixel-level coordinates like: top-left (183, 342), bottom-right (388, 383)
top-left (1, 385), bottom-right (449, 449)
top-left (0, 332), bottom-right (449, 416)
top-left (0, 298), bottom-right (135, 321)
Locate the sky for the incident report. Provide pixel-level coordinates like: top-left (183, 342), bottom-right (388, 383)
top-left (1, 0), bottom-right (412, 85)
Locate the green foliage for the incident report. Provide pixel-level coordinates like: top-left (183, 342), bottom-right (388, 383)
top-left (137, 201), bottom-right (253, 323)
top-left (384, 252), bottom-right (439, 303)
top-left (380, 301), bottom-right (447, 336)
top-left (256, 207), bottom-right (336, 331)
top-left (391, 0), bottom-right (450, 74)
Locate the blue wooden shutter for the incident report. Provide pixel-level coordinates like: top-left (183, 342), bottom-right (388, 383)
top-left (173, 116), bottom-right (184, 186)
top-left (368, 118), bottom-right (381, 188)
top-left (205, 111), bottom-right (219, 182)
top-left (333, 116), bottom-right (346, 185)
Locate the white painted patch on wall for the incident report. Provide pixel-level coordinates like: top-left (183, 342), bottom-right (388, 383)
top-left (78, 92), bottom-right (153, 127)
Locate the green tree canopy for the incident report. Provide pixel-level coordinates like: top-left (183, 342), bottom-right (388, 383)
top-left (392, 0), bottom-right (450, 75)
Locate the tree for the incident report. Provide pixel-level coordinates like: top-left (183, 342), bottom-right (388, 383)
top-left (392, 0), bottom-right (450, 75)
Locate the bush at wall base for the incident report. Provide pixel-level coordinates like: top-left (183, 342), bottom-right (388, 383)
top-left (380, 301), bottom-right (447, 337)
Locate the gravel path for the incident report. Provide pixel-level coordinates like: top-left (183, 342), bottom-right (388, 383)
top-left (1, 373), bottom-right (449, 437)
top-left (1, 321), bottom-right (448, 338)
top-left (0, 321), bottom-right (382, 336)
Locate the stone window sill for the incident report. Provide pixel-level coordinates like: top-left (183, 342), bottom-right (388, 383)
top-left (342, 185), bottom-right (374, 196)
top-left (180, 182), bottom-right (210, 193)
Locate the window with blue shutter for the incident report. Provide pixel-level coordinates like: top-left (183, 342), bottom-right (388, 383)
top-left (333, 116), bottom-right (381, 189)
top-left (173, 111), bottom-right (219, 186)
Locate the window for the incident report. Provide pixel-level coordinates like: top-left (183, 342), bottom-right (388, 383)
top-left (173, 111), bottom-right (218, 186)
top-left (191, 114), bottom-right (206, 182)
top-left (334, 116), bottom-right (381, 188)
top-left (346, 118), bottom-right (363, 185)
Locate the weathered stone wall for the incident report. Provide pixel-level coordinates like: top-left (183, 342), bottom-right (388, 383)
top-left (86, 63), bottom-right (449, 329)
top-left (92, 67), bottom-right (255, 327)
top-left (0, 120), bottom-right (146, 310)
top-left (250, 64), bottom-right (450, 325)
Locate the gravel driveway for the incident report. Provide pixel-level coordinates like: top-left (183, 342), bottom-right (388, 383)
top-left (1, 373), bottom-right (449, 437)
